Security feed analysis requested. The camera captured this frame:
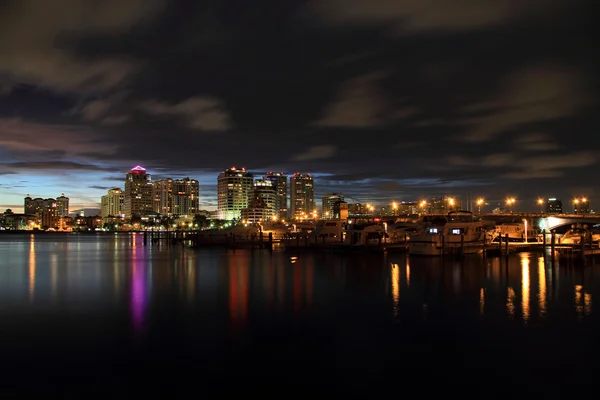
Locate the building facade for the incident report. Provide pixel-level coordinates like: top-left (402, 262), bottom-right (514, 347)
top-left (290, 173), bottom-right (315, 220)
top-left (123, 166), bottom-right (153, 219)
top-left (264, 172), bottom-right (287, 220)
top-left (321, 193), bottom-right (345, 219)
top-left (153, 178), bottom-right (199, 217)
top-left (217, 167), bottom-right (254, 220)
top-left (56, 194), bottom-right (69, 217)
top-left (546, 198), bottom-right (563, 214)
top-left (252, 179), bottom-right (279, 221)
top-left (101, 188), bottom-right (124, 218)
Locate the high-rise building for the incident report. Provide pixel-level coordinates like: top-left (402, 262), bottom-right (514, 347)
top-left (217, 167), bottom-right (254, 220)
top-left (56, 194), bottom-right (69, 217)
top-left (264, 172), bottom-right (288, 219)
top-left (546, 198), bottom-right (562, 214)
top-left (153, 177), bottom-right (200, 216)
top-left (24, 196), bottom-right (59, 228)
top-left (123, 166), bottom-right (153, 219)
top-left (101, 188), bottom-right (124, 218)
top-left (252, 179), bottom-right (279, 221)
top-left (321, 193), bottom-right (345, 219)
top-left (290, 173), bottom-right (315, 220)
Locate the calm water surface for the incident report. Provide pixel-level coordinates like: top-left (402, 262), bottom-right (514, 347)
top-left (0, 233), bottom-right (598, 396)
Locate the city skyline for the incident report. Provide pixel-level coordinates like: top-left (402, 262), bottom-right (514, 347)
top-left (2, 164), bottom-right (594, 215)
top-left (1, 1), bottom-right (597, 213)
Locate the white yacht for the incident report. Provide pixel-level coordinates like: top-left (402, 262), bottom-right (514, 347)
top-left (308, 220), bottom-right (345, 244)
top-left (409, 211), bottom-right (486, 256)
top-left (489, 221), bottom-right (538, 243)
top-left (559, 224), bottom-right (600, 245)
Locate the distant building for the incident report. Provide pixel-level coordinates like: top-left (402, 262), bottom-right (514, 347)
top-left (24, 195), bottom-right (59, 229)
top-left (546, 198), bottom-right (563, 214)
top-left (217, 167), bottom-right (254, 220)
top-left (123, 166), bottom-right (153, 219)
top-left (56, 194), bottom-right (69, 217)
top-left (101, 188), bottom-right (124, 218)
top-left (252, 179), bottom-right (279, 221)
top-left (153, 177), bottom-right (199, 217)
top-left (264, 172), bottom-right (288, 220)
top-left (240, 193), bottom-right (272, 224)
top-left (321, 193), bottom-right (345, 219)
top-left (290, 173), bottom-right (315, 220)
top-left (428, 196), bottom-right (461, 214)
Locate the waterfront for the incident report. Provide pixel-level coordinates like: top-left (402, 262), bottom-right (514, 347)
top-left (0, 233), bottom-right (598, 396)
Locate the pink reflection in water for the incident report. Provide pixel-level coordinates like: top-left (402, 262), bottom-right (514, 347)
top-left (131, 237), bottom-right (147, 335)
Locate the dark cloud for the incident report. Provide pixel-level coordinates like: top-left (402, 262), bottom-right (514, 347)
top-left (1, 161), bottom-right (115, 172)
top-left (0, 0), bottom-right (597, 211)
top-left (88, 185), bottom-right (113, 190)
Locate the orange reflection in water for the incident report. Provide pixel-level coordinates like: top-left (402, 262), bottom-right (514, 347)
top-left (520, 254), bottom-right (530, 322)
top-left (507, 287), bottom-right (516, 317)
top-left (480, 288), bottom-right (485, 316)
top-left (277, 261), bottom-right (286, 310)
top-left (584, 292), bottom-right (592, 316)
top-left (538, 257), bottom-right (546, 317)
top-left (575, 285), bottom-right (583, 317)
top-left (228, 257), bottom-right (249, 327)
top-left (406, 262), bottom-right (411, 288)
top-left (29, 236), bottom-right (35, 303)
top-left (305, 263), bottom-right (314, 307)
top-left (391, 264), bottom-right (400, 318)
top-left (293, 262), bottom-right (302, 312)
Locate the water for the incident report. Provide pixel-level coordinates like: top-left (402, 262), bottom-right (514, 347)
top-left (0, 233), bottom-right (598, 396)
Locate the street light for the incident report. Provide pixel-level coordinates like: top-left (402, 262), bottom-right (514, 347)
top-left (419, 200), bottom-right (428, 214)
top-left (573, 198), bottom-right (579, 214)
top-left (392, 201), bottom-right (398, 216)
top-left (537, 198), bottom-right (544, 214)
top-left (476, 198), bottom-right (484, 215)
top-left (506, 197), bottom-right (516, 213)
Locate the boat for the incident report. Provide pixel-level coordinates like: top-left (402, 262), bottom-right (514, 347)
top-left (408, 211), bottom-right (486, 256)
top-left (559, 224), bottom-right (600, 245)
top-left (489, 221), bottom-right (538, 243)
top-left (308, 220), bottom-right (345, 244)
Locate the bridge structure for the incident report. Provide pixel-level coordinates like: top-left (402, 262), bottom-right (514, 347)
top-left (480, 213), bottom-right (600, 232)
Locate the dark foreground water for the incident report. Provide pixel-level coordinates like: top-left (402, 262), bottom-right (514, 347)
top-left (0, 233), bottom-right (598, 396)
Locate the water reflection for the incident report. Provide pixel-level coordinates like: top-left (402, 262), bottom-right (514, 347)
top-left (131, 239), bottom-right (148, 335)
top-left (228, 256), bottom-right (249, 329)
top-left (29, 236), bottom-right (35, 303)
top-left (520, 254), bottom-right (530, 322)
top-left (538, 257), bottom-right (546, 317)
top-left (391, 264), bottom-right (400, 318)
top-left (480, 288), bottom-right (485, 316)
top-left (584, 292), bottom-right (592, 315)
top-left (507, 287), bottom-right (516, 317)
top-left (406, 262), bottom-right (410, 288)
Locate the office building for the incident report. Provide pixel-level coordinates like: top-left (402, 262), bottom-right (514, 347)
top-left (217, 167), bottom-right (254, 220)
top-left (546, 198), bottom-right (563, 214)
top-left (56, 194), bottom-right (69, 217)
top-left (101, 188), bottom-right (124, 218)
top-left (321, 193), bottom-right (345, 219)
top-left (290, 173), bottom-right (315, 220)
top-left (252, 179), bottom-right (279, 221)
top-left (264, 172), bottom-right (288, 219)
top-left (153, 177), bottom-right (199, 217)
top-left (123, 165), bottom-right (153, 219)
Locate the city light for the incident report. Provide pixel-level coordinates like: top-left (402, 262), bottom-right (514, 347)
top-left (537, 198), bottom-right (544, 213)
top-left (506, 197), bottom-right (516, 213)
top-left (476, 198), bottom-right (484, 214)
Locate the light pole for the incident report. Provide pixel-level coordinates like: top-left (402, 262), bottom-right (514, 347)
top-left (476, 198), bottom-right (484, 215)
top-left (573, 198), bottom-right (579, 214)
top-left (537, 198), bottom-right (544, 214)
top-left (506, 197), bottom-right (516, 214)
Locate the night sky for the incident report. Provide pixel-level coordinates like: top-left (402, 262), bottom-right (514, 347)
top-left (0, 0), bottom-right (597, 213)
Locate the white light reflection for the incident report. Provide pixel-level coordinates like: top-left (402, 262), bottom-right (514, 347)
top-left (391, 263), bottom-right (400, 318)
top-left (520, 254), bottom-right (530, 322)
top-left (50, 254), bottom-right (58, 302)
top-left (537, 257), bottom-right (546, 318)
